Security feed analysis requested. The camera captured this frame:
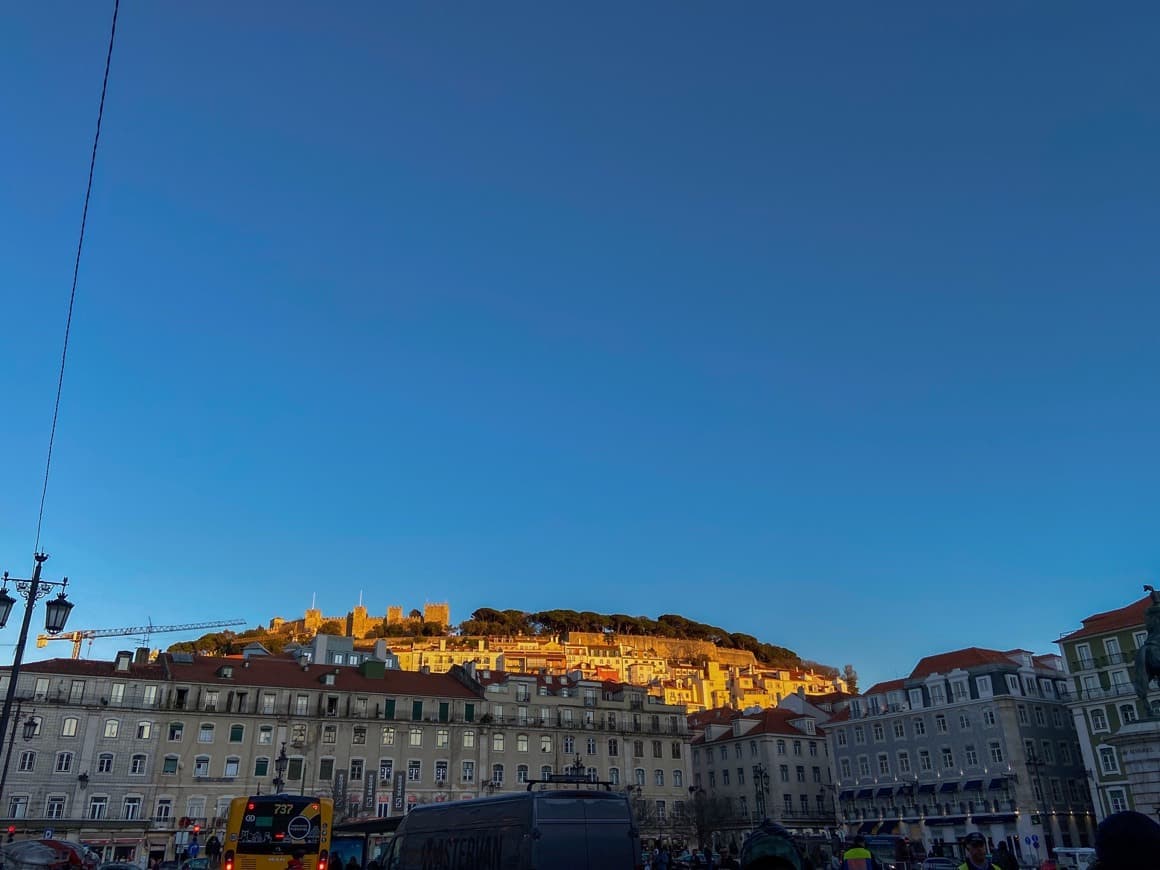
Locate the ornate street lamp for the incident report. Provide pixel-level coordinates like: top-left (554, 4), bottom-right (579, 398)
top-left (0, 554), bottom-right (75, 809)
top-left (754, 763), bottom-right (771, 822)
top-left (272, 742), bottom-right (289, 793)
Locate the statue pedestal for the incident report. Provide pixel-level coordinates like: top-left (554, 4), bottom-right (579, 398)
top-left (1105, 719), bottom-right (1160, 814)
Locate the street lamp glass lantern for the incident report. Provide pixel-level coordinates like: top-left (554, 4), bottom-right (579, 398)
top-left (43, 593), bottom-right (74, 635)
top-left (0, 588), bottom-right (15, 630)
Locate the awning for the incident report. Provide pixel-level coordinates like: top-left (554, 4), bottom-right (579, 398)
top-left (856, 789), bottom-right (874, 799)
top-left (839, 790), bottom-right (854, 801)
top-left (878, 821), bottom-right (899, 834)
top-left (963, 780), bottom-right (984, 791)
top-left (939, 782), bottom-right (959, 793)
top-left (876, 787), bottom-right (894, 797)
top-left (972, 813), bottom-right (1017, 824)
top-left (987, 778), bottom-right (1008, 790)
top-left (857, 822), bottom-right (876, 835)
top-left (918, 783), bottom-right (937, 794)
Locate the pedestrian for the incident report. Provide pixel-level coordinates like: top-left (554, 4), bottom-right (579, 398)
top-left (956, 832), bottom-right (999, 870)
top-left (1094, 810), bottom-right (1160, 870)
top-left (991, 842), bottom-right (1017, 870)
top-left (838, 835), bottom-right (880, 870)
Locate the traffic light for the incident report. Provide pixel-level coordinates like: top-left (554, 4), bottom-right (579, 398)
top-left (7, 824), bottom-right (15, 843)
top-left (193, 825), bottom-right (201, 835)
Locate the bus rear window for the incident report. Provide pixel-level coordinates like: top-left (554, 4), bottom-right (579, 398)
top-left (238, 799), bottom-right (323, 853)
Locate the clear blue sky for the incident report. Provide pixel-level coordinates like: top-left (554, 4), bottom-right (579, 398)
top-left (1, 3), bottom-right (1157, 688)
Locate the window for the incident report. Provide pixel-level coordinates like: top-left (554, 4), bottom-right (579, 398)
top-left (69, 681), bottom-right (85, 704)
top-left (1091, 709), bottom-right (1109, 732)
top-left (381, 727), bottom-right (396, 746)
top-left (516, 765), bottom-right (529, 783)
top-left (988, 742), bottom-right (1004, 764)
top-left (941, 748), bottom-right (954, 769)
top-left (1034, 707), bottom-right (1046, 727)
top-left (162, 755), bottom-right (179, 775)
top-left (409, 728), bottom-right (422, 747)
top-left (194, 756), bottom-right (210, 777)
top-left (1060, 742), bottom-right (1073, 764)
top-left (434, 760), bottom-right (447, 783)
top-left (412, 701), bottom-right (424, 721)
top-left (1108, 789), bottom-right (1128, 814)
top-left (260, 694), bottom-right (276, 715)
top-left (87, 796), bottom-right (108, 819)
top-left (155, 798), bottom-right (173, 820)
top-left (1120, 703), bottom-right (1139, 725)
top-left (857, 757), bottom-right (870, 777)
top-left (918, 750), bottom-right (932, 772)
top-left (851, 730), bottom-right (863, 747)
top-left (958, 714), bottom-right (970, 730)
top-left (965, 745), bottom-right (978, 766)
top-left (893, 721), bottom-right (905, 739)
top-left (437, 728), bottom-right (450, 749)
top-left (46, 797), bottom-right (65, 819)
top-left (322, 725), bottom-right (337, 744)
top-left (935, 715), bottom-right (947, 734)
top-left (8, 796), bottom-right (28, 819)
top-left (659, 741), bottom-right (668, 759)
top-left (168, 722), bottom-right (183, 741)
top-left (982, 708), bottom-right (996, 727)
top-left (379, 760), bottom-right (393, 782)
top-left (463, 731), bottom-right (476, 749)
top-left (908, 688), bottom-right (923, 709)
top-left (198, 723), bottom-right (214, 743)
top-left (913, 718), bottom-right (926, 736)
top-left (294, 694), bottom-right (309, 715)
top-left (229, 723), bottom-right (245, 743)
top-left (836, 731), bottom-right (847, 747)
top-left (635, 769), bottom-right (646, 786)
top-left (808, 741), bottom-right (818, 757)
top-left (1099, 746), bottom-right (1119, 774)
top-left (407, 760), bottom-right (421, 782)
top-left (976, 675), bottom-right (992, 697)
top-left (17, 751), bottom-right (35, 773)
top-left (674, 769), bottom-right (684, 787)
top-left (61, 718), bottom-right (78, 738)
top-left (97, 753), bottom-right (114, 774)
top-left (493, 732), bottom-right (505, 752)
top-left (1041, 741), bottom-right (1054, 764)
top-left (839, 759), bottom-right (851, 779)
top-left (897, 751), bottom-right (911, 773)
top-left (541, 735), bottom-right (552, 753)
top-left (872, 724), bottom-right (884, 742)
top-left (1006, 674), bottom-right (1021, 694)
top-left (930, 683), bottom-right (946, 704)
top-left (99, 719), bottom-right (118, 739)
top-left (877, 754), bottom-right (890, 775)
top-left (55, 752), bottom-right (73, 773)
top-left (461, 761), bottom-right (475, 783)
top-left (951, 681), bottom-right (967, 701)
top-left (780, 763), bottom-right (791, 781)
top-left (722, 769), bottom-right (729, 785)
top-left (203, 690), bottom-right (220, 711)
top-left (350, 759), bottom-right (364, 781)
top-left (1017, 706), bottom-right (1029, 725)
top-left (224, 756), bottom-right (240, 777)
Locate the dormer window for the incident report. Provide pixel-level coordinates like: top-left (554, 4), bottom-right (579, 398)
top-left (217, 665), bottom-right (234, 679)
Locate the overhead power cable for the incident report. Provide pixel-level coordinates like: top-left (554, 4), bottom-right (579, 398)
top-left (35, 0), bottom-right (121, 552)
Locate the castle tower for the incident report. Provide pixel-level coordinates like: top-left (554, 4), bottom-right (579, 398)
top-left (387, 605), bottom-right (403, 625)
top-left (424, 602), bottom-right (450, 628)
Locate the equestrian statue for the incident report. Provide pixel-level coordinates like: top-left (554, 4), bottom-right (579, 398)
top-left (1133, 584), bottom-right (1160, 717)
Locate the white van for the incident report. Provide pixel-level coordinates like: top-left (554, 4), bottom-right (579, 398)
top-left (382, 789), bottom-right (642, 870)
top-left (1052, 847), bottom-right (1096, 869)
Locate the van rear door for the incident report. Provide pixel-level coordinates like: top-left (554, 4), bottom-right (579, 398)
top-left (534, 793), bottom-right (638, 869)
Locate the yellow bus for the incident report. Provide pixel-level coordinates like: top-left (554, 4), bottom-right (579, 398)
top-left (223, 795), bottom-right (333, 870)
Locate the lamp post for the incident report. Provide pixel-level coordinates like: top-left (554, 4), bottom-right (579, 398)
top-left (753, 763), bottom-right (771, 823)
top-left (0, 553), bottom-right (74, 809)
top-left (0, 704), bottom-right (39, 812)
top-left (272, 743), bottom-right (288, 793)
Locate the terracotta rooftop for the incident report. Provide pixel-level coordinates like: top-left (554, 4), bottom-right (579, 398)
top-left (1058, 595), bottom-right (1151, 643)
top-left (863, 679), bottom-right (906, 697)
top-left (13, 654), bottom-right (483, 699)
top-left (692, 707), bottom-right (825, 744)
top-left (909, 647), bottom-right (1021, 679)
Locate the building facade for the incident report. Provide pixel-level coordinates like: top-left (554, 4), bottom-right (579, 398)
top-left (827, 647), bottom-right (1095, 864)
top-left (0, 642), bottom-right (691, 862)
top-left (1055, 594), bottom-right (1158, 820)
top-left (689, 705), bottom-right (837, 853)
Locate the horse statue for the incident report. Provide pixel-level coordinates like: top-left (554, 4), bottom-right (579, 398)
top-left (1132, 585), bottom-right (1160, 717)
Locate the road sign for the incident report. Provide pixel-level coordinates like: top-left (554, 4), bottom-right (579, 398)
top-left (286, 816), bottom-right (312, 841)
top-left (1032, 835), bottom-right (1040, 847)
top-left (43, 829), bottom-right (53, 840)
top-left (1024, 837), bottom-right (1031, 845)
top-left (188, 842), bottom-right (200, 858)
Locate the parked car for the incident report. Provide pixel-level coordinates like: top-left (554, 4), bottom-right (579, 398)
top-left (180, 859), bottom-right (210, 870)
top-left (158, 861), bottom-right (179, 870)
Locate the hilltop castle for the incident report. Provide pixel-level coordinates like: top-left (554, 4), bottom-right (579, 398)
top-left (269, 600), bottom-right (450, 638)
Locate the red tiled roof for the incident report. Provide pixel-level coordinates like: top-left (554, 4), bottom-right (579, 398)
top-left (689, 706), bottom-right (824, 742)
top-left (863, 679), bottom-right (906, 697)
top-left (1058, 596), bottom-right (1151, 643)
top-left (15, 654), bottom-right (483, 699)
top-left (909, 647), bottom-right (1016, 679)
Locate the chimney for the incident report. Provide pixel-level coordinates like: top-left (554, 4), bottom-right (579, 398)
top-left (133, 647), bottom-right (150, 665)
top-left (115, 651), bottom-right (133, 672)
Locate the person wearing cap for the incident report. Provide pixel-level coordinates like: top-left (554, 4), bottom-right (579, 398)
top-left (837, 835), bottom-right (879, 870)
top-left (957, 832), bottom-right (999, 870)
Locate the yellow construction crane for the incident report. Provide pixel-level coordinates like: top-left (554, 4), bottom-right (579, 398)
top-left (36, 618), bottom-right (248, 659)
